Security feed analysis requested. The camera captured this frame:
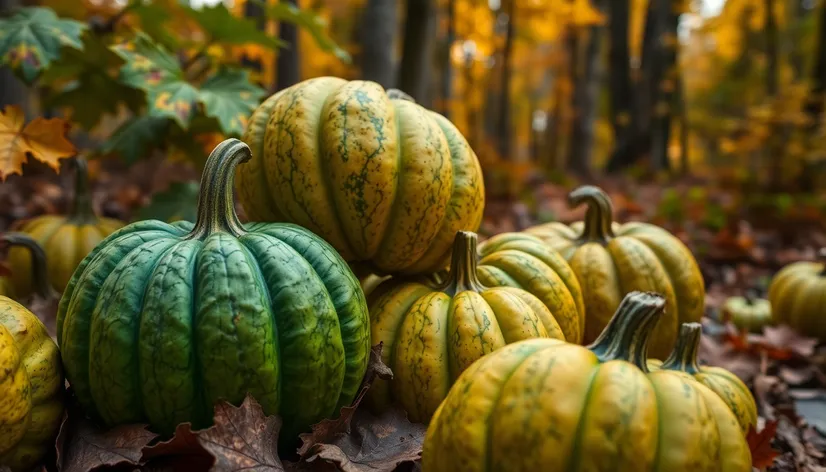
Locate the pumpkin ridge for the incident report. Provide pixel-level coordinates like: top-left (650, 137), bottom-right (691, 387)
top-left (564, 365), bottom-right (600, 472)
top-left (242, 92), bottom-right (284, 222)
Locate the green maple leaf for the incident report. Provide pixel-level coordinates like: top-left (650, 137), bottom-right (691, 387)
top-left (111, 33), bottom-right (200, 128)
top-left (200, 68), bottom-right (266, 136)
top-left (101, 116), bottom-right (170, 164)
top-left (265, 1), bottom-right (350, 63)
top-left (127, 1), bottom-right (179, 51)
top-left (183, 3), bottom-right (285, 48)
top-left (135, 181), bottom-right (200, 223)
top-left (0, 7), bottom-right (86, 83)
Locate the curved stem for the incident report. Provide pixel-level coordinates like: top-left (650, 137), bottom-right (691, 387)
top-left (659, 322), bottom-right (702, 375)
top-left (819, 248), bottom-right (826, 276)
top-left (2, 232), bottom-right (53, 299)
top-left (68, 157), bottom-right (96, 224)
top-left (387, 89), bottom-right (416, 103)
top-left (743, 288), bottom-right (758, 305)
top-left (568, 185), bottom-right (615, 243)
top-left (587, 291), bottom-right (666, 371)
top-left (441, 231), bottom-right (486, 296)
top-left (186, 139), bottom-right (250, 240)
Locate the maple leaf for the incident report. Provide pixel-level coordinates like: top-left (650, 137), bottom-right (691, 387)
top-left (199, 68), bottom-right (266, 136)
top-left (182, 3), bottom-right (286, 49)
top-left (100, 116), bottom-right (170, 164)
top-left (0, 7), bottom-right (86, 83)
top-left (753, 325), bottom-right (819, 360)
top-left (747, 420), bottom-right (780, 470)
top-left (0, 105), bottom-right (76, 180)
top-left (140, 423), bottom-right (215, 471)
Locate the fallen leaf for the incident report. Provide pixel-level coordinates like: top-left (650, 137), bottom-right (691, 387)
top-left (747, 420), bottom-right (780, 470)
top-left (754, 326), bottom-right (819, 360)
top-left (698, 332), bottom-right (761, 383)
top-left (141, 422), bottom-right (212, 466)
top-left (0, 105), bottom-right (76, 180)
top-left (194, 394), bottom-right (285, 472)
top-left (779, 365), bottom-right (815, 386)
top-left (56, 402), bottom-right (158, 472)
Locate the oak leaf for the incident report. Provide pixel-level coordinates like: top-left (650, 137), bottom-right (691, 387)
top-left (0, 105), bottom-right (75, 180)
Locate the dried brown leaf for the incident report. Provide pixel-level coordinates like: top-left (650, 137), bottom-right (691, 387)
top-left (194, 395), bottom-right (284, 472)
top-left (141, 422), bottom-right (212, 468)
top-left (754, 326), bottom-right (819, 360)
top-left (747, 420), bottom-right (780, 470)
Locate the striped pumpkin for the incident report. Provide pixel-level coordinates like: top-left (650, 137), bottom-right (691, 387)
top-left (525, 185), bottom-right (704, 359)
top-left (237, 77), bottom-right (485, 275)
top-left (768, 249), bottom-right (826, 340)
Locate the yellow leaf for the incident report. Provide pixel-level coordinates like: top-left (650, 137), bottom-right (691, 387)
top-left (0, 105), bottom-right (76, 180)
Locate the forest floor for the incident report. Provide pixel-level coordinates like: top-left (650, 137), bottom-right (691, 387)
top-left (2, 158), bottom-right (826, 472)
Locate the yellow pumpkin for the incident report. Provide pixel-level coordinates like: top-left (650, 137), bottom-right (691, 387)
top-left (525, 185), bottom-right (704, 358)
top-left (649, 322), bottom-right (758, 433)
top-left (0, 233), bottom-right (51, 301)
top-left (8, 158), bottom-right (124, 296)
top-left (0, 296), bottom-right (65, 472)
top-left (768, 248), bottom-right (826, 340)
top-left (237, 77), bottom-right (485, 275)
top-left (367, 231), bottom-right (569, 423)
top-left (423, 292), bottom-right (751, 472)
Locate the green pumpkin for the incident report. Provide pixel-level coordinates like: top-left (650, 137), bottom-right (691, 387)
top-left (56, 139), bottom-right (370, 448)
top-left (423, 292), bottom-right (751, 472)
top-left (237, 77), bottom-right (485, 276)
top-left (768, 249), bottom-right (826, 340)
top-left (649, 323), bottom-right (758, 433)
top-left (525, 185), bottom-right (705, 359)
top-left (722, 291), bottom-right (772, 334)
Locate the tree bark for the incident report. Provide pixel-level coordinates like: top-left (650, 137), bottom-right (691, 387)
top-left (399, 0), bottom-right (436, 105)
top-left (604, 0), bottom-right (636, 172)
top-left (361, 0), bottom-right (397, 89)
top-left (440, 0), bottom-right (456, 118)
top-left (567, 24), bottom-right (602, 176)
top-left (648, 0), bottom-right (679, 172)
top-left (495, 0), bottom-right (515, 160)
top-left (276, 0), bottom-right (300, 91)
top-left (806, 0), bottom-right (826, 127)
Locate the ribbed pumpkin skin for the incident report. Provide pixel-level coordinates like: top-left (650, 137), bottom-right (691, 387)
top-left (0, 296), bottom-right (64, 472)
top-left (56, 140), bottom-right (370, 447)
top-left (649, 323), bottom-right (757, 433)
top-left (477, 232), bottom-right (585, 344)
top-left (367, 232), bottom-right (565, 423)
top-left (768, 250), bottom-right (826, 340)
top-left (237, 77), bottom-right (485, 275)
top-left (9, 158), bottom-right (124, 296)
top-left (723, 295), bottom-right (772, 334)
top-left (423, 293), bottom-right (751, 472)
top-left (525, 185), bottom-right (704, 358)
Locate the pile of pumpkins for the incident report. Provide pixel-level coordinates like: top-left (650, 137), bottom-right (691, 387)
top-left (1, 77), bottom-right (823, 472)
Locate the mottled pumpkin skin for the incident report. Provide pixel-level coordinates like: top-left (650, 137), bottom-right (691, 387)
top-left (367, 232), bottom-right (565, 423)
top-left (768, 250), bottom-right (826, 340)
top-left (237, 77), bottom-right (485, 275)
top-left (525, 186), bottom-right (704, 358)
top-left (56, 140), bottom-right (370, 447)
top-left (649, 323), bottom-right (758, 433)
top-left (477, 232), bottom-right (585, 344)
top-left (9, 158), bottom-right (124, 296)
top-left (0, 296), bottom-right (64, 472)
top-left (723, 295), bottom-right (772, 334)
top-left (423, 293), bottom-right (751, 472)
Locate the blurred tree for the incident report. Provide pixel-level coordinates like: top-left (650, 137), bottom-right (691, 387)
top-left (361, 0), bottom-right (397, 88)
top-left (277, 0), bottom-right (301, 90)
top-left (399, 0), bottom-right (437, 104)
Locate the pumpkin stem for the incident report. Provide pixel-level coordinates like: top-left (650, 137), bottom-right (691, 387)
top-left (659, 322), bottom-right (702, 375)
top-left (1, 232), bottom-right (53, 299)
top-left (587, 291), bottom-right (665, 371)
top-left (68, 157), bottom-right (96, 224)
top-left (187, 139), bottom-right (250, 240)
top-left (568, 185), bottom-right (615, 244)
top-left (744, 288), bottom-right (757, 305)
top-left (387, 89), bottom-right (416, 103)
top-left (819, 248), bottom-right (826, 276)
top-left (441, 231), bottom-right (486, 296)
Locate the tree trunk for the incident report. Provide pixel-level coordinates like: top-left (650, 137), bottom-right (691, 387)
top-left (399, 0), bottom-right (436, 105)
top-left (806, 0), bottom-right (826, 128)
top-left (495, 0), bottom-right (515, 160)
top-left (361, 0), bottom-right (397, 89)
top-left (648, 0), bottom-right (679, 172)
top-left (276, 0), bottom-right (300, 91)
top-left (604, 0), bottom-right (636, 172)
top-left (567, 25), bottom-right (602, 176)
top-left (439, 0), bottom-right (456, 118)
top-left (676, 73), bottom-right (689, 175)
top-left (764, 0), bottom-right (783, 188)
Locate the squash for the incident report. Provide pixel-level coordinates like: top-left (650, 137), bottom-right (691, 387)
top-left (367, 231), bottom-right (568, 423)
top-left (0, 296), bottom-right (64, 472)
top-left (525, 185), bottom-right (704, 358)
top-left (56, 139), bottom-right (370, 448)
top-left (0, 233), bottom-right (51, 300)
top-left (8, 158), bottom-right (124, 296)
top-left (237, 77), bottom-right (485, 275)
top-left (722, 291), bottom-right (772, 334)
top-left (768, 248), bottom-right (826, 340)
top-left (422, 292), bottom-right (752, 472)
top-left (649, 322), bottom-right (758, 433)
top-left (477, 232), bottom-right (585, 344)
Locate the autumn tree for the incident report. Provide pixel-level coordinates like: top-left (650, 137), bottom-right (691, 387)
top-left (360, 0), bottom-right (396, 88)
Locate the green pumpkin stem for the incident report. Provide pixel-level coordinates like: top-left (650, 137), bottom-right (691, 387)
top-left (819, 248), bottom-right (826, 276)
top-left (2, 232), bottom-right (52, 299)
top-left (187, 139), bottom-right (250, 240)
top-left (568, 185), bottom-right (615, 243)
top-left (441, 231), bottom-right (486, 296)
top-left (659, 322), bottom-right (702, 375)
top-left (68, 157), bottom-right (96, 224)
top-left (587, 291), bottom-right (665, 371)
top-left (744, 288), bottom-right (757, 305)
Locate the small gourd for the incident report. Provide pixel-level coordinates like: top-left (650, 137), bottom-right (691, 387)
top-left (768, 248), bottom-right (826, 340)
top-left (722, 290), bottom-right (772, 334)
